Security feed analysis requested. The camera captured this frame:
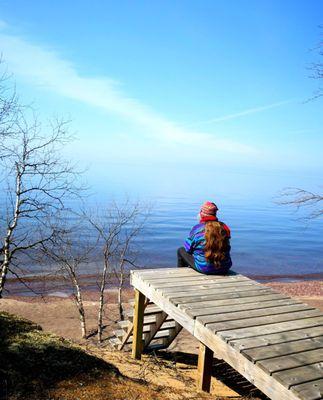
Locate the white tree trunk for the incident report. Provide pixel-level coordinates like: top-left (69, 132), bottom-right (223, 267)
top-left (0, 256), bottom-right (9, 298)
top-left (98, 290), bottom-right (104, 343)
top-left (71, 273), bottom-right (87, 339)
top-left (117, 252), bottom-right (126, 321)
top-left (98, 256), bottom-right (109, 344)
top-left (118, 285), bottom-right (124, 321)
top-left (0, 165), bottom-right (21, 298)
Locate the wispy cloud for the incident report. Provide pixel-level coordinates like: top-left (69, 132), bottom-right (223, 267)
top-left (187, 100), bottom-right (294, 128)
top-left (0, 27), bottom-right (256, 155)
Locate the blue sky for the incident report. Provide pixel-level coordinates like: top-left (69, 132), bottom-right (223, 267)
top-left (0, 1), bottom-right (322, 199)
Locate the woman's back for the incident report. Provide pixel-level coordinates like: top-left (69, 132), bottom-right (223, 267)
top-left (178, 201), bottom-right (232, 275)
top-left (184, 220), bottom-right (232, 274)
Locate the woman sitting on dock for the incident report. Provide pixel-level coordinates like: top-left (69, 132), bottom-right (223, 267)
top-left (177, 201), bottom-right (232, 275)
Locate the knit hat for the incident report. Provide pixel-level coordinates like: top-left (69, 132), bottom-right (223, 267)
top-left (200, 201), bottom-right (218, 217)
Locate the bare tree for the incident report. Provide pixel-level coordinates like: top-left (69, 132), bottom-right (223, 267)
top-left (112, 213), bottom-right (144, 321)
top-left (40, 221), bottom-right (94, 339)
top-left (280, 28), bottom-right (323, 216)
top-left (0, 116), bottom-right (81, 298)
top-left (0, 63), bottom-right (20, 141)
top-left (84, 202), bottom-right (145, 343)
top-left (114, 248), bottom-right (130, 322)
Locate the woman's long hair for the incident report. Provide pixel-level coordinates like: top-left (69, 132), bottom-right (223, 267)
top-left (204, 221), bottom-right (229, 267)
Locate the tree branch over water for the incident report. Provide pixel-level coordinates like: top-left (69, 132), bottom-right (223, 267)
top-left (279, 28), bottom-right (323, 219)
top-left (278, 187), bottom-right (323, 219)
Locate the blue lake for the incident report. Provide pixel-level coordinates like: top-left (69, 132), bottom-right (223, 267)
top-left (133, 196), bottom-right (323, 278)
top-left (82, 166), bottom-right (323, 279)
top-left (2, 167), bottom-right (323, 281)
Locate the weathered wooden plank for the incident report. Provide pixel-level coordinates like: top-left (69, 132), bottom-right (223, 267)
top-left (143, 310), bottom-right (168, 348)
top-left (133, 267), bottom-right (187, 274)
top-left (198, 304), bottom-right (315, 325)
top-left (132, 270), bottom-right (198, 282)
top-left (243, 337), bottom-right (323, 363)
top-left (161, 321), bottom-right (183, 348)
top-left (135, 268), bottom-right (240, 280)
top-left (148, 275), bottom-right (250, 287)
top-left (178, 293), bottom-right (291, 313)
top-left (131, 289), bottom-right (146, 360)
top-left (127, 305), bottom-right (162, 319)
top-left (230, 326), bottom-right (323, 351)
top-left (117, 320), bottom-right (176, 335)
top-left (219, 316), bottom-right (323, 341)
top-left (131, 272), bottom-right (195, 334)
top-left (126, 329), bottom-right (172, 344)
top-left (156, 281), bottom-right (257, 294)
top-left (194, 320), bottom-right (300, 400)
top-left (170, 288), bottom-right (276, 305)
top-left (273, 363), bottom-right (323, 389)
top-left (131, 268), bottom-right (323, 400)
top-left (147, 273), bottom-right (243, 282)
top-left (119, 322), bottom-right (134, 350)
top-left (133, 268), bottom-right (199, 279)
top-left (258, 348), bottom-right (323, 375)
top-left (197, 342), bottom-right (214, 393)
top-left (166, 285), bottom-right (270, 301)
top-left (207, 309), bottom-right (322, 333)
top-left (185, 298), bottom-right (301, 319)
top-left (291, 379), bottom-right (323, 400)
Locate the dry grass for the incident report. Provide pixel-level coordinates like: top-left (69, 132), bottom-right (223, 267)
top-left (0, 312), bottom-right (222, 400)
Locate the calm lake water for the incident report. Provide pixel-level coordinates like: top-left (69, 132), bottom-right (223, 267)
top-left (134, 196), bottom-right (323, 278)
top-left (2, 168), bottom-right (323, 289)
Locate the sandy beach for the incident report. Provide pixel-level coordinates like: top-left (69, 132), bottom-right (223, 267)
top-left (0, 279), bottom-right (322, 399)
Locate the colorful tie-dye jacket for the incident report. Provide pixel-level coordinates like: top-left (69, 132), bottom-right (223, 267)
top-left (184, 221), bottom-right (232, 274)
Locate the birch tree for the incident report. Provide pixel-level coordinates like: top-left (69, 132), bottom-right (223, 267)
top-left (85, 202), bottom-right (145, 343)
top-left (40, 222), bottom-right (93, 338)
top-left (113, 214), bottom-right (144, 321)
top-left (0, 117), bottom-right (80, 298)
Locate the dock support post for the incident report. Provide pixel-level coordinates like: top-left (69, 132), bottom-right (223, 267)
top-left (131, 289), bottom-right (145, 360)
top-left (197, 342), bottom-right (214, 392)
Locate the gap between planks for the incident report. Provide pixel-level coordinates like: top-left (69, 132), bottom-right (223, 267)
top-left (185, 298), bottom-right (303, 319)
top-left (242, 336), bottom-right (323, 363)
top-left (206, 309), bottom-right (322, 334)
top-left (229, 325), bottom-right (323, 352)
top-left (220, 316), bottom-right (323, 342)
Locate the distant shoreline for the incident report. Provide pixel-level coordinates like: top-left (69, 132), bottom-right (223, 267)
top-left (4, 269), bottom-right (323, 297)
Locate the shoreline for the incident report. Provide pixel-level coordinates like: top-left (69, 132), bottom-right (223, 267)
top-left (2, 279), bottom-right (322, 306)
top-left (4, 269), bottom-right (323, 297)
top-left (1, 279), bottom-right (322, 341)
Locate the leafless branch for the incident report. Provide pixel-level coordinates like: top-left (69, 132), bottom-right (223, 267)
top-left (81, 200), bottom-right (148, 342)
top-left (278, 187), bottom-right (323, 219)
top-left (0, 65), bottom-right (84, 298)
top-left (39, 217), bottom-right (96, 339)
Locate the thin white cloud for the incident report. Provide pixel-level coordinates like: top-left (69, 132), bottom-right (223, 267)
top-left (187, 100), bottom-right (294, 127)
top-left (0, 29), bottom-right (256, 155)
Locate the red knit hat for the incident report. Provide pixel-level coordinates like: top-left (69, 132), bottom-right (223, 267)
top-left (200, 201), bottom-right (218, 217)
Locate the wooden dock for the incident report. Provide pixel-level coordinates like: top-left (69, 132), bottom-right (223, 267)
top-left (130, 267), bottom-right (323, 400)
